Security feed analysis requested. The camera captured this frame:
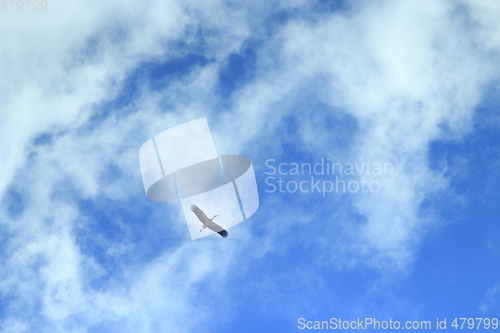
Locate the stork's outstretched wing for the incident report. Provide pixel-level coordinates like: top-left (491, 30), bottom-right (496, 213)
top-left (206, 221), bottom-right (229, 238)
top-left (190, 204), bottom-right (209, 223)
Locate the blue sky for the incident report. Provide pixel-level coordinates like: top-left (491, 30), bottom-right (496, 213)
top-left (1, 1), bottom-right (499, 332)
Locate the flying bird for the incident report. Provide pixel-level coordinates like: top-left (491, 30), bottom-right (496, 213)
top-left (190, 204), bottom-right (229, 238)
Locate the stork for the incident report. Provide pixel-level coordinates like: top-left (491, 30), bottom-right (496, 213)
top-left (190, 204), bottom-right (229, 238)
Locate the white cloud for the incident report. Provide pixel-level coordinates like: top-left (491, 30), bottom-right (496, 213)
top-left (0, 2), bottom-right (298, 330)
top-left (241, 0), bottom-right (499, 269)
top-left (480, 282), bottom-right (500, 313)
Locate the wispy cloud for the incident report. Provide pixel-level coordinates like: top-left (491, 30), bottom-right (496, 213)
top-left (480, 282), bottom-right (500, 313)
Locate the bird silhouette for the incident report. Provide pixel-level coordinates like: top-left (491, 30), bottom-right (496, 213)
top-left (190, 204), bottom-right (228, 238)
